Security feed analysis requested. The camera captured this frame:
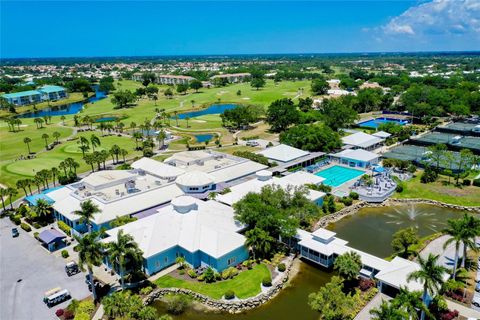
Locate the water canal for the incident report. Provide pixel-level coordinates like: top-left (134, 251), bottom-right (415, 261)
top-left (16, 86), bottom-right (106, 118)
top-left (175, 104), bottom-right (239, 119)
top-left (152, 203), bottom-right (467, 319)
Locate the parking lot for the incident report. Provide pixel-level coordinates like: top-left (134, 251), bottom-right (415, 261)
top-left (0, 218), bottom-right (90, 320)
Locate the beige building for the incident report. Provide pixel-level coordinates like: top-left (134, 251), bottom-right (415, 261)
top-left (210, 73), bottom-right (251, 83)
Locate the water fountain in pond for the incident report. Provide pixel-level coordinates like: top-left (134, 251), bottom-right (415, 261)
top-left (384, 204), bottom-right (439, 232)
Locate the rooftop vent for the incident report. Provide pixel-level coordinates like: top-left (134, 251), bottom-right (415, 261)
top-left (171, 196), bottom-right (198, 214)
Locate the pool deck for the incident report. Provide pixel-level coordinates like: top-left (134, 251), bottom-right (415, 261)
top-left (311, 163), bottom-right (367, 196)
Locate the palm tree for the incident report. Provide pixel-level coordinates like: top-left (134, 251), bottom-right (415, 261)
top-left (174, 111), bottom-right (179, 126)
top-left (60, 115), bottom-right (66, 125)
top-left (391, 287), bottom-right (430, 320)
top-left (84, 154), bottom-right (95, 172)
top-left (35, 198), bottom-right (52, 219)
top-left (130, 121), bottom-right (137, 134)
top-left (51, 167), bottom-right (59, 186)
top-left (185, 116), bottom-right (190, 128)
top-left (74, 199), bottom-right (101, 233)
top-left (90, 134), bottom-right (101, 151)
top-left (407, 253), bottom-right (448, 320)
top-left (156, 130), bottom-right (167, 150)
top-left (52, 131), bottom-right (61, 144)
top-left (23, 137), bottom-right (32, 154)
top-left (16, 179), bottom-right (28, 196)
top-left (78, 136), bottom-right (90, 156)
top-left (0, 188), bottom-right (7, 211)
top-left (133, 131), bottom-right (143, 150)
top-left (443, 219), bottom-right (463, 278)
top-left (107, 230), bottom-right (142, 289)
top-left (459, 214), bottom-right (480, 268)
top-left (41, 133), bottom-right (50, 149)
top-left (245, 228), bottom-right (275, 260)
top-left (25, 179), bottom-right (33, 195)
top-left (110, 144), bottom-right (120, 164)
top-left (76, 232), bottom-right (103, 301)
top-left (370, 300), bottom-right (408, 320)
top-left (120, 149), bottom-right (128, 163)
top-left (6, 187), bottom-right (18, 210)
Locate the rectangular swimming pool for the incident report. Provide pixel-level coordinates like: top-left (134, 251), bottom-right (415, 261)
top-left (315, 165), bottom-right (365, 187)
top-left (358, 117), bottom-right (409, 128)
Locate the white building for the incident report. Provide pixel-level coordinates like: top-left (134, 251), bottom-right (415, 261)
top-left (330, 149), bottom-right (379, 168)
top-left (341, 132), bottom-right (384, 151)
top-left (257, 144), bottom-right (310, 164)
top-left (217, 170), bottom-right (326, 206)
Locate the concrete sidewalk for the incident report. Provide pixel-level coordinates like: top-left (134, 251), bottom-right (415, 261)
top-left (447, 299), bottom-right (480, 318)
top-left (354, 293), bottom-right (391, 320)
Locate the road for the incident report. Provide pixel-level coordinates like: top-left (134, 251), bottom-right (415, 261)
top-left (0, 218), bottom-right (91, 320)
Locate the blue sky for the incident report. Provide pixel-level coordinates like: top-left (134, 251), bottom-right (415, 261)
top-left (1, 1), bottom-right (479, 58)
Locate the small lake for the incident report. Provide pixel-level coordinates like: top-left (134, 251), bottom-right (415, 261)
top-left (16, 86), bottom-right (106, 118)
top-left (175, 104), bottom-right (238, 119)
top-left (152, 203), bottom-right (467, 319)
top-left (194, 134), bottom-right (213, 143)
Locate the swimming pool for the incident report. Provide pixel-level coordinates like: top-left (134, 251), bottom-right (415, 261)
top-left (358, 117), bottom-right (409, 128)
top-left (315, 165), bottom-right (365, 187)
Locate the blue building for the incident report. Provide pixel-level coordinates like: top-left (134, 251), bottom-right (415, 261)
top-left (103, 196), bottom-right (249, 275)
top-left (2, 85), bottom-right (68, 106)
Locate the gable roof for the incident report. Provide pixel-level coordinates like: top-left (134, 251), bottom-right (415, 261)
top-left (342, 132), bottom-right (384, 148)
top-left (257, 144), bottom-right (310, 163)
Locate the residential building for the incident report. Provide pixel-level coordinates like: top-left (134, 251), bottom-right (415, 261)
top-left (131, 72), bottom-right (195, 85)
top-left (1, 85), bottom-right (68, 106)
top-left (210, 73), bottom-right (251, 83)
top-left (102, 196), bottom-right (249, 275)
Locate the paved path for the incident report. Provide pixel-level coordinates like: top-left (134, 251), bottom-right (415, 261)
top-left (147, 264), bottom-right (179, 282)
top-left (354, 293), bottom-right (391, 320)
top-left (447, 299), bottom-right (480, 318)
top-left (0, 218), bottom-right (90, 320)
top-left (418, 235), bottom-right (462, 270)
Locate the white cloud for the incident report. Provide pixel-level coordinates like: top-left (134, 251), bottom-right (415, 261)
top-left (382, 0), bottom-right (480, 36)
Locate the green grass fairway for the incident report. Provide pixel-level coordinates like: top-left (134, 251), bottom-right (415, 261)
top-left (154, 264), bottom-right (270, 299)
top-left (394, 172), bottom-right (480, 206)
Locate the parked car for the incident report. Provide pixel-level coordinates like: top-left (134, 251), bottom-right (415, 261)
top-left (43, 287), bottom-right (61, 303)
top-left (65, 261), bottom-right (80, 276)
top-left (476, 283), bottom-right (480, 293)
top-left (246, 140), bottom-right (259, 147)
top-left (11, 228), bottom-right (19, 238)
top-left (472, 294), bottom-right (480, 308)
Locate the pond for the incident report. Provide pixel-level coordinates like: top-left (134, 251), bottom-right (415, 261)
top-left (152, 203), bottom-right (467, 319)
top-left (16, 86), bottom-right (106, 118)
top-left (194, 134), bottom-right (213, 143)
top-left (175, 104), bottom-right (239, 120)
top-left (328, 203), bottom-right (467, 258)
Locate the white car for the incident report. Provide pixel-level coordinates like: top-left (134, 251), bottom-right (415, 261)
top-left (472, 294), bottom-right (480, 308)
top-left (246, 140), bottom-right (259, 147)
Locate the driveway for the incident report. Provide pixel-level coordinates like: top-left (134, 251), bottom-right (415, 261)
top-left (418, 235), bottom-right (463, 269)
top-left (0, 218), bottom-right (91, 320)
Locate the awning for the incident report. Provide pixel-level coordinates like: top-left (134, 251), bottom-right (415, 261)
top-left (373, 165), bottom-right (385, 173)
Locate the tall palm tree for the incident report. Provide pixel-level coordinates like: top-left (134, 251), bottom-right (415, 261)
top-left (76, 232), bottom-right (103, 301)
top-left (41, 133), bottom-right (50, 149)
top-left (185, 116), bottom-right (190, 128)
top-left (156, 130), bottom-right (167, 149)
top-left (60, 115), bottom-right (66, 125)
top-left (77, 136), bottom-right (90, 156)
top-left (90, 134), bottom-right (101, 151)
top-left (130, 121), bottom-right (136, 134)
top-left (51, 167), bottom-right (59, 186)
top-left (120, 149), bottom-right (128, 163)
top-left (174, 111), bottom-right (179, 126)
top-left (35, 198), bottom-right (52, 219)
top-left (132, 131), bottom-right (143, 150)
top-left (443, 219), bottom-right (463, 277)
top-left (459, 214), bottom-right (480, 268)
top-left (370, 300), bottom-right (408, 320)
top-left (391, 287), bottom-right (431, 320)
top-left (16, 180), bottom-right (28, 196)
top-left (25, 179), bottom-right (33, 195)
top-left (245, 228), bottom-right (275, 260)
top-left (0, 188), bottom-right (7, 211)
top-left (407, 254), bottom-right (448, 320)
top-left (52, 131), bottom-right (61, 144)
top-left (74, 199), bottom-right (101, 233)
top-left (107, 230), bottom-right (142, 289)
top-left (6, 187), bottom-right (18, 210)
top-left (23, 137), bottom-right (32, 154)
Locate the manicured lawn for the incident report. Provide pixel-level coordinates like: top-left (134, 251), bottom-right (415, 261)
top-left (394, 172), bottom-right (480, 206)
top-left (154, 264), bottom-right (270, 299)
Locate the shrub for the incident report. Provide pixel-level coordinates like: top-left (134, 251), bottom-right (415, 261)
top-left (262, 277), bottom-right (272, 287)
top-left (221, 267), bottom-right (238, 280)
top-left (73, 245), bottom-right (80, 252)
top-left (165, 295), bottom-right (189, 315)
top-left (73, 312), bottom-right (90, 320)
top-left (197, 274), bottom-right (205, 282)
top-left (473, 179), bottom-right (480, 187)
top-left (76, 300), bottom-right (95, 315)
top-left (178, 269), bottom-right (185, 275)
top-left (187, 269), bottom-right (197, 278)
top-left (242, 259), bottom-right (253, 269)
top-left (10, 214), bottom-right (21, 225)
top-left (20, 222), bottom-right (31, 232)
top-left (224, 290), bottom-right (235, 300)
top-left (420, 167), bottom-right (438, 183)
top-left (396, 184), bottom-right (404, 193)
top-left (34, 232), bottom-right (39, 240)
top-left (214, 272), bottom-right (221, 280)
top-left (61, 250), bottom-right (69, 258)
top-left (203, 267), bottom-right (216, 283)
top-left (55, 309), bottom-right (64, 317)
top-left (63, 309), bottom-right (74, 320)
top-left (32, 222), bottom-right (42, 229)
top-left (140, 286), bottom-right (153, 296)
top-left (359, 278), bottom-right (375, 291)
top-left (277, 263), bottom-right (286, 272)
top-left (341, 197), bottom-right (353, 206)
top-left (462, 179), bottom-right (471, 186)
top-left (349, 192), bottom-right (359, 200)
top-left (58, 221), bottom-right (71, 236)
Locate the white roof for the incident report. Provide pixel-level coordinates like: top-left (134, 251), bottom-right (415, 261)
top-left (176, 171), bottom-right (215, 187)
top-left (257, 144), bottom-right (310, 163)
top-left (375, 256), bottom-right (424, 292)
top-left (209, 161), bottom-right (267, 183)
top-left (82, 170), bottom-right (135, 189)
top-left (372, 131), bottom-right (392, 139)
top-left (131, 157), bottom-right (185, 178)
top-left (50, 183), bottom-right (184, 225)
top-left (282, 171), bottom-right (325, 185)
top-left (342, 132), bottom-right (384, 149)
top-left (216, 172), bottom-right (325, 206)
top-left (312, 228), bottom-right (336, 241)
top-left (103, 197), bottom-right (245, 258)
top-left (333, 149), bottom-right (379, 162)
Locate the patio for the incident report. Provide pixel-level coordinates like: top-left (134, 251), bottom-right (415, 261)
top-left (350, 166), bottom-right (397, 203)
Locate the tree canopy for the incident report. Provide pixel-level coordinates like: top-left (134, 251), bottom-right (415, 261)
top-left (266, 98), bottom-right (299, 132)
top-left (279, 123), bottom-right (341, 152)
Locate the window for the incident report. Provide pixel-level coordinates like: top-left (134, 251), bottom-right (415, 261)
top-left (156, 261), bottom-right (160, 268)
top-left (164, 257), bottom-right (168, 264)
top-left (227, 257), bottom-right (236, 265)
